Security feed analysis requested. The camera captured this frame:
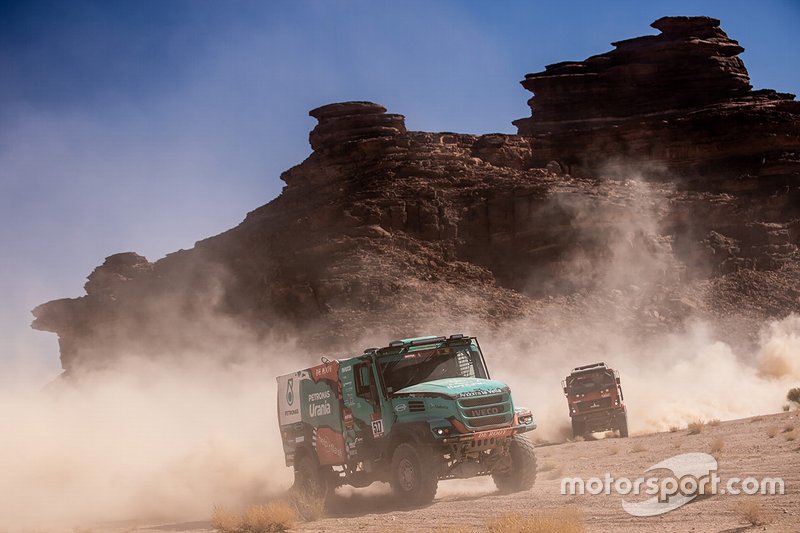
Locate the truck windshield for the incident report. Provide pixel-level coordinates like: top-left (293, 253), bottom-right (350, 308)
top-left (379, 345), bottom-right (488, 395)
top-left (568, 372), bottom-right (615, 393)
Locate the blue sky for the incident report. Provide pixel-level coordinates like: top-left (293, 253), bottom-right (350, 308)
top-left (1, 0), bottom-right (798, 377)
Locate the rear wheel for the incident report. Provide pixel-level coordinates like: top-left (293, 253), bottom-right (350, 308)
top-left (291, 453), bottom-right (330, 519)
top-left (492, 434), bottom-right (537, 492)
top-left (390, 443), bottom-right (438, 506)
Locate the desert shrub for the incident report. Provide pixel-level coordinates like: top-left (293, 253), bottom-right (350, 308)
top-left (737, 498), bottom-right (768, 526)
top-left (609, 445), bottom-right (619, 455)
top-left (485, 508), bottom-right (585, 533)
top-left (212, 502), bottom-right (297, 533)
top-left (766, 426), bottom-right (779, 438)
top-left (786, 430), bottom-right (797, 442)
top-left (242, 502), bottom-right (296, 533)
top-left (687, 420), bottom-right (705, 435)
top-left (708, 419), bottom-right (721, 427)
top-left (783, 424), bottom-right (794, 433)
top-left (750, 416), bottom-right (764, 423)
top-left (631, 442), bottom-right (648, 453)
top-left (669, 426), bottom-right (679, 433)
top-left (783, 404), bottom-right (791, 412)
top-left (710, 437), bottom-right (725, 454)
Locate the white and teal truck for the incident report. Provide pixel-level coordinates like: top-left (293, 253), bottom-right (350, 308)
top-left (276, 334), bottom-right (537, 506)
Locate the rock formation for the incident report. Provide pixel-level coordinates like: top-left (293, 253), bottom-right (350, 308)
top-left (514, 16), bottom-right (800, 183)
top-left (32, 16), bottom-right (800, 374)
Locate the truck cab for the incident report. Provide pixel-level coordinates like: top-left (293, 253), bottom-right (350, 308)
top-left (562, 362), bottom-right (628, 438)
top-left (277, 334), bottom-right (537, 507)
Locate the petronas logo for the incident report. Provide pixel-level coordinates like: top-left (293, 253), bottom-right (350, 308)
top-left (286, 378), bottom-right (295, 406)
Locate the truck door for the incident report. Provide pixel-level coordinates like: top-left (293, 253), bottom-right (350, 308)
top-left (341, 360), bottom-right (385, 460)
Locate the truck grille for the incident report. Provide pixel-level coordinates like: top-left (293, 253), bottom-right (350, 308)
top-left (576, 397), bottom-right (613, 411)
top-left (408, 400), bottom-right (426, 412)
top-left (457, 393), bottom-right (512, 429)
top-left (459, 394), bottom-right (505, 407)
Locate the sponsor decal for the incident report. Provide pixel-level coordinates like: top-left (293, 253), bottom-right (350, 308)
top-left (286, 378), bottom-right (295, 405)
top-left (458, 387), bottom-right (504, 398)
top-left (467, 406), bottom-right (502, 417)
top-left (314, 427), bottom-right (345, 465)
top-left (372, 418), bottom-right (385, 438)
top-left (470, 427), bottom-right (513, 440)
top-left (394, 403), bottom-right (407, 412)
top-left (309, 401), bottom-right (332, 417)
top-left (308, 390), bottom-right (331, 402)
top-left (311, 361), bottom-right (339, 382)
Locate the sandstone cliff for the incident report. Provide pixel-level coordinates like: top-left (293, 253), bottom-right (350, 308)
top-left (32, 17), bottom-right (800, 373)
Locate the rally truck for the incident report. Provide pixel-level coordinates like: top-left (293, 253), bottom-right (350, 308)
top-left (276, 334), bottom-right (537, 507)
top-left (562, 362), bottom-right (628, 438)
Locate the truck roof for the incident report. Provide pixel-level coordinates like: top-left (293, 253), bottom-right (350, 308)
top-left (569, 362), bottom-right (610, 375)
top-left (277, 334), bottom-right (474, 380)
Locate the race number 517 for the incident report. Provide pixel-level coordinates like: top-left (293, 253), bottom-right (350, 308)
top-left (372, 419), bottom-right (384, 437)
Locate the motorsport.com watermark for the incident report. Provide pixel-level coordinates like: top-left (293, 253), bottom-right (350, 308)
top-left (560, 453), bottom-right (785, 517)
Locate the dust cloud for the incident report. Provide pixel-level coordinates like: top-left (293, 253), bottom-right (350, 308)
top-left (484, 177), bottom-right (799, 440)
top-left (0, 347), bottom-right (309, 531)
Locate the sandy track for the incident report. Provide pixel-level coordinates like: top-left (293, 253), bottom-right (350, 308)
top-left (137, 411), bottom-right (799, 533)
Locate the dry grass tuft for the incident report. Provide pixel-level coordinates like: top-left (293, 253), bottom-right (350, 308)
top-left (750, 415), bottom-right (764, 423)
top-left (782, 424), bottom-right (794, 433)
top-left (212, 506), bottom-right (242, 532)
top-left (668, 425), bottom-right (679, 433)
top-left (783, 404), bottom-right (791, 412)
top-left (485, 508), bottom-right (585, 533)
top-left (631, 442), bottom-right (648, 453)
top-left (687, 420), bottom-right (705, 435)
top-left (766, 426), bottom-right (779, 438)
top-left (710, 437), bottom-right (725, 454)
top-left (672, 439), bottom-right (682, 450)
top-left (736, 498), bottom-right (768, 526)
top-left (288, 488), bottom-right (325, 522)
top-left (786, 430), bottom-right (797, 442)
top-left (609, 444), bottom-right (619, 455)
top-left (212, 502), bottom-right (297, 533)
top-left (708, 419), bottom-right (721, 427)
top-left (573, 435), bottom-right (585, 443)
top-left (242, 502), bottom-right (297, 533)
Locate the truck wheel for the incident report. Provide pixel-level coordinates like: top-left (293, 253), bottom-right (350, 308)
top-left (571, 418), bottom-right (585, 439)
top-left (618, 413), bottom-right (629, 438)
top-left (390, 443), bottom-right (438, 506)
top-left (292, 453), bottom-right (330, 518)
top-left (492, 434), bottom-right (537, 492)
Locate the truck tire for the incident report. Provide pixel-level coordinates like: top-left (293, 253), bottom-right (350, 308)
top-left (292, 453), bottom-right (330, 518)
top-left (390, 443), bottom-right (438, 506)
top-left (571, 418), bottom-right (585, 439)
top-left (618, 413), bottom-right (629, 438)
top-left (492, 434), bottom-right (537, 492)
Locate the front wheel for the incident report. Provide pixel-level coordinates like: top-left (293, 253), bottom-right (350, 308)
top-left (492, 434), bottom-right (537, 492)
top-left (390, 443), bottom-right (438, 506)
top-left (617, 413), bottom-right (629, 438)
top-left (571, 418), bottom-right (585, 439)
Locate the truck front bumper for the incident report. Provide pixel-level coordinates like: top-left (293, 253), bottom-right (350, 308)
top-left (440, 422), bottom-right (536, 444)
